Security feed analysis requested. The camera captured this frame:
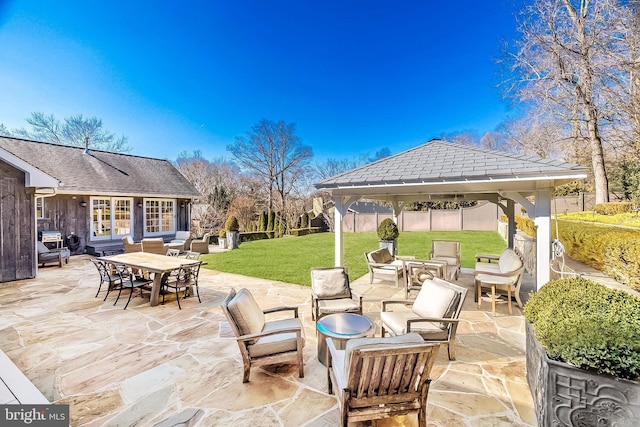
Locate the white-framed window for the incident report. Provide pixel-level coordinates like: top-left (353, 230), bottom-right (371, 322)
top-left (143, 198), bottom-right (176, 236)
top-left (36, 197), bottom-right (44, 219)
top-left (90, 197), bottom-right (133, 240)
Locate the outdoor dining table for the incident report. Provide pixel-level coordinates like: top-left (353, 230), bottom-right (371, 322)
top-left (99, 252), bottom-right (202, 307)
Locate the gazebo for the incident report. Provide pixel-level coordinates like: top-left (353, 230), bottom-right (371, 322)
top-left (314, 140), bottom-right (589, 290)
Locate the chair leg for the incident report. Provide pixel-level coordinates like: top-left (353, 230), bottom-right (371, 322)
top-left (95, 282), bottom-right (102, 298)
top-left (124, 287), bottom-right (135, 309)
top-left (491, 284), bottom-right (496, 316)
top-left (242, 363), bottom-right (251, 383)
top-left (476, 281), bottom-right (482, 309)
top-left (114, 287), bottom-right (124, 306)
top-left (448, 341), bottom-right (456, 360)
top-left (175, 287), bottom-right (182, 309)
top-left (194, 284), bottom-right (201, 303)
top-left (507, 288), bottom-right (513, 315)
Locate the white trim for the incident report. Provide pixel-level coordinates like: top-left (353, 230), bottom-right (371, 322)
top-left (143, 198), bottom-right (177, 237)
top-left (89, 196), bottom-right (134, 241)
top-left (0, 147), bottom-right (59, 188)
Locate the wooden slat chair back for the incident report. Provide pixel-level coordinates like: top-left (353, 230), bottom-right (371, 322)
top-left (327, 333), bottom-right (439, 426)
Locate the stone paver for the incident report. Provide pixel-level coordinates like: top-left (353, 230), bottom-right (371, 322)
top-left (0, 256), bottom-right (534, 426)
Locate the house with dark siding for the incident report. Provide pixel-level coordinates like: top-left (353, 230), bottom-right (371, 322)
top-left (0, 136), bottom-right (200, 283)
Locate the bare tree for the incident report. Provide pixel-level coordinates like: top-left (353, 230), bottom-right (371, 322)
top-left (12, 112), bottom-right (130, 152)
top-left (506, 0), bottom-right (632, 204)
top-left (175, 151), bottom-right (246, 234)
top-left (228, 119), bottom-right (313, 217)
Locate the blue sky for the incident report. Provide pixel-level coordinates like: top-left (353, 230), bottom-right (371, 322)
top-left (0, 0), bottom-right (521, 162)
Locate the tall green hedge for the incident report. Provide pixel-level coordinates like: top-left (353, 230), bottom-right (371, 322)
top-left (506, 215), bottom-right (640, 291)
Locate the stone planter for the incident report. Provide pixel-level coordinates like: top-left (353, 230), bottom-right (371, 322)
top-left (226, 231), bottom-right (240, 249)
top-left (379, 239), bottom-right (396, 256)
top-left (218, 238), bottom-right (227, 249)
top-left (525, 322), bottom-right (640, 426)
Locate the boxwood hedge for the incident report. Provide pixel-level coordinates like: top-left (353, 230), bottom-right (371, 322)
top-left (524, 277), bottom-right (640, 380)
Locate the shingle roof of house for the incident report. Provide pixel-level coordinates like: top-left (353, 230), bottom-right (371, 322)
top-left (0, 136), bottom-right (201, 198)
top-left (316, 140), bottom-right (588, 189)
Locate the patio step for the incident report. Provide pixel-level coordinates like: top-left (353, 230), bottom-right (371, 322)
top-left (0, 351), bottom-right (48, 404)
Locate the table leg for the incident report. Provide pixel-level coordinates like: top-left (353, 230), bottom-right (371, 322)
top-left (491, 284), bottom-right (496, 316)
top-left (150, 273), bottom-right (162, 306)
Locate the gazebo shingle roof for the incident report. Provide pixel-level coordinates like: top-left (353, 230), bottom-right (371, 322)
top-left (316, 140), bottom-right (586, 188)
top-left (0, 136), bottom-right (200, 198)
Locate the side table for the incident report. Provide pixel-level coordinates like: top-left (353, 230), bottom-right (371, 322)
top-left (316, 313), bottom-right (375, 366)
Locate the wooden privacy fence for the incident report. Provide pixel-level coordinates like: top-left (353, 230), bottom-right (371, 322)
top-left (341, 202), bottom-right (498, 232)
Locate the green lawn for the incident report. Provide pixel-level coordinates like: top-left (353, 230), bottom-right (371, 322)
top-left (201, 231), bottom-right (506, 287)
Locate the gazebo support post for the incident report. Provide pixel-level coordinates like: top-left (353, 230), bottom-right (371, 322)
top-left (534, 189), bottom-right (551, 290)
top-left (333, 196), bottom-right (359, 267)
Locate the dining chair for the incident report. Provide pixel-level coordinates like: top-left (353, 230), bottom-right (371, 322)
top-left (184, 251), bottom-right (201, 260)
top-left (166, 248), bottom-right (181, 257)
top-left (161, 262), bottom-right (202, 309)
top-left (113, 264), bottom-right (153, 309)
top-left (91, 259), bottom-right (123, 300)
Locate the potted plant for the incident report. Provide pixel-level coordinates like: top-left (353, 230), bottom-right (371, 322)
top-left (377, 218), bottom-right (399, 256)
top-left (225, 216), bottom-right (240, 249)
top-left (218, 229), bottom-right (227, 249)
top-left (524, 277), bottom-right (640, 426)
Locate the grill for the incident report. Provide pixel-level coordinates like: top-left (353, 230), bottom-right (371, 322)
top-left (40, 231), bottom-right (62, 242)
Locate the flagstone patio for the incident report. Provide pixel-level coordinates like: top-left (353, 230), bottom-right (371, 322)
top-left (0, 255), bottom-right (536, 426)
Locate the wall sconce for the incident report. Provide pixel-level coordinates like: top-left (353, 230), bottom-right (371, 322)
top-left (80, 200), bottom-right (87, 207)
top-left (137, 202), bottom-right (143, 208)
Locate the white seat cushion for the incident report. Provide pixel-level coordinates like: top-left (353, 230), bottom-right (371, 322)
top-left (316, 298), bottom-right (360, 313)
top-left (412, 279), bottom-right (458, 319)
top-left (247, 318), bottom-right (304, 358)
top-left (380, 311), bottom-right (449, 340)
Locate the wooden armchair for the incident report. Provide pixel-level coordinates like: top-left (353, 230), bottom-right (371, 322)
top-left (310, 267), bottom-right (363, 322)
top-left (190, 233), bottom-right (210, 254)
top-left (221, 288), bottom-right (305, 382)
top-left (364, 247), bottom-right (405, 287)
top-left (429, 240), bottom-right (461, 280)
top-left (326, 333), bottom-right (439, 426)
top-left (474, 248), bottom-right (525, 315)
top-left (381, 277), bottom-right (467, 360)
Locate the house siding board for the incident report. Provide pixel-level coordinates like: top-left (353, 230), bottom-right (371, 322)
top-left (0, 160), bottom-right (35, 282)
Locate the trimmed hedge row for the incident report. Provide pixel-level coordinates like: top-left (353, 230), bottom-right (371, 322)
top-left (504, 214), bottom-right (640, 291)
top-left (594, 201), bottom-right (634, 215)
top-left (524, 277), bottom-right (640, 380)
top-left (289, 227), bottom-right (325, 237)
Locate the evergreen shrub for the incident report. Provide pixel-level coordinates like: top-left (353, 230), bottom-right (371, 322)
top-left (225, 216), bottom-right (239, 231)
top-left (524, 277), bottom-right (640, 380)
top-left (377, 218), bottom-right (399, 241)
